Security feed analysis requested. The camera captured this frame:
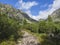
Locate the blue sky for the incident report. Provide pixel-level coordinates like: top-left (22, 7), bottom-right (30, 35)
top-left (0, 0), bottom-right (60, 20)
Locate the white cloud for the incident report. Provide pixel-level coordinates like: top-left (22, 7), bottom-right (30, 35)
top-left (15, 0), bottom-right (60, 20)
top-left (25, 10), bottom-right (38, 20)
top-left (52, 0), bottom-right (60, 9)
top-left (31, 0), bottom-right (60, 20)
top-left (15, 0), bottom-right (38, 10)
top-left (25, 10), bottom-right (49, 20)
top-left (25, 4), bottom-right (52, 20)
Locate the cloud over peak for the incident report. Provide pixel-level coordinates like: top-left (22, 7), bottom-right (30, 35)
top-left (15, 0), bottom-right (60, 21)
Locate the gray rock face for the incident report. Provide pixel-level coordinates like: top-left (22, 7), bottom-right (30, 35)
top-left (51, 8), bottom-right (60, 22)
top-left (0, 3), bottom-right (38, 23)
top-left (17, 31), bottom-right (39, 45)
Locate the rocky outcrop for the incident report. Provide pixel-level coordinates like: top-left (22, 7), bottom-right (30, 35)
top-left (0, 3), bottom-right (37, 23)
top-left (51, 8), bottom-right (60, 22)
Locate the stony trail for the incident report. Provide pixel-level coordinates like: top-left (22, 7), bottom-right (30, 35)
top-left (17, 31), bottom-right (39, 45)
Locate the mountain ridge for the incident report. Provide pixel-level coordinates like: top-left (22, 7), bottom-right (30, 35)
top-left (0, 3), bottom-right (38, 23)
top-left (50, 8), bottom-right (60, 22)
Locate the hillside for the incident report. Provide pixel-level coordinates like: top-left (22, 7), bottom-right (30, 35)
top-left (0, 3), bottom-right (37, 23)
top-left (51, 8), bottom-right (60, 22)
top-left (0, 3), bottom-right (60, 45)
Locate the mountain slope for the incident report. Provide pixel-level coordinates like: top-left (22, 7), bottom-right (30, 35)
top-left (51, 8), bottom-right (60, 22)
top-left (0, 3), bottom-right (37, 23)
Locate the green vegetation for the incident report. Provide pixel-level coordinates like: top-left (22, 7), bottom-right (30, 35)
top-left (0, 3), bottom-right (60, 45)
top-left (0, 11), bottom-right (23, 45)
top-left (23, 15), bottom-right (60, 45)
